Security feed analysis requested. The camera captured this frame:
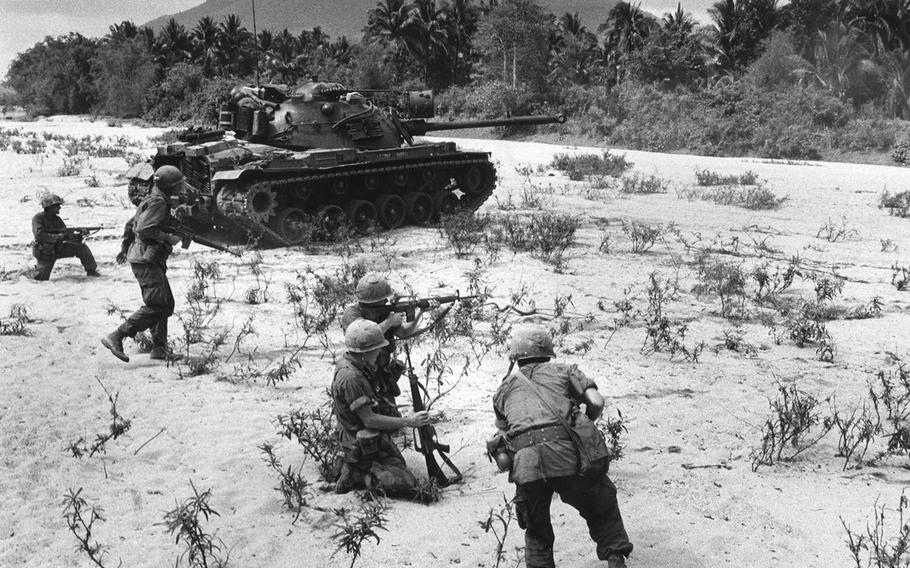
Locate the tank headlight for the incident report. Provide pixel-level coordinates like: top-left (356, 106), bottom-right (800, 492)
top-left (320, 103), bottom-right (334, 116)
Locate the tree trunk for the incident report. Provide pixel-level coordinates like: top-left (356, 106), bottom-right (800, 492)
top-left (511, 42), bottom-right (517, 88)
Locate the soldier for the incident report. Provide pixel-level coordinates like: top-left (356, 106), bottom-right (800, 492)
top-left (101, 165), bottom-right (184, 363)
top-left (340, 272), bottom-right (436, 417)
top-left (331, 319), bottom-right (431, 497)
top-left (31, 194), bottom-right (100, 280)
top-left (491, 326), bottom-right (633, 568)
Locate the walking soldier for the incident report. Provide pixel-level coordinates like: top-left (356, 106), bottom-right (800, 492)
top-left (101, 165), bottom-right (185, 363)
top-left (491, 325), bottom-right (633, 568)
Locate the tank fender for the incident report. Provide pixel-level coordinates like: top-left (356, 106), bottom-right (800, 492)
top-left (212, 169), bottom-right (255, 181)
top-left (125, 162), bottom-right (154, 182)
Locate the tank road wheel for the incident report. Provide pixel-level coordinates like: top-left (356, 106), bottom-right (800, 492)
top-left (392, 170), bottom-right (411, 189)
top-left (345, 200), bottom-right (377, 233)
top-left (270, 207), bottom-right (311, 245)
top-left (330, 178), bottom-right (348, 196)
top-left (364, 175), bottom-right (380, 192)
top-left (404, 192), bottom-right (433, 225)
top-left (315, 204), bottom-right (345, 239)
top-left (456, 164), bottom-right (492, 195)
top-left (246, 183), bottom-right (279, 222)
top-left (374, 194), bottom-right (406, 229)
top-left (431, 191), bottom-right (459, 219)
top-left (294, 184), bottom-right (313, 201)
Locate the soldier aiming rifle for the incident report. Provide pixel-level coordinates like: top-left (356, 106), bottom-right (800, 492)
top-left (31, 194), bottom-right (101, 280)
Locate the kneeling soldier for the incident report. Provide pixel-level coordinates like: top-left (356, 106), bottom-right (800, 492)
top-left (31, 194), bottom-right (100, 280)
top-left (492, 325), bottom-right (633, 568)
top-left (331, 319), bottom-right (431, 497)
top-left (340, 272), bottom-right (436, 417)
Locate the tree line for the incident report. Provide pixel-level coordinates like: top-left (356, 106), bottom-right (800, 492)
top-left (3, 0), bottom-right (910, 159)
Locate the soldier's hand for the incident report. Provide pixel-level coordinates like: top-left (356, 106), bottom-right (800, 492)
top-left (166, 234), bottom-right (182, 246)
top-left (384, 312), bottom-right (403, 328)
top-left (115, 251), bottom-right (127, 264)
top-left (407, 411), bottom-right (431, 428)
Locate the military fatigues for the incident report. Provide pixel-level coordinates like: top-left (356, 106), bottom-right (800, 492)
top-left (331, 352), bottom-right (417, 496)
top-left (493, 361), bottom-right (633, 568)
top-left (31, 212), bottom-right (97, 280)
top-left (340, 305), bottom-right (405, 417)
top-left (116, 189), bottom-right (175, 350)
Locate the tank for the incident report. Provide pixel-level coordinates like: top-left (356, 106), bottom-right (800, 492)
top-left (126, 81), bottom-right (566, 246)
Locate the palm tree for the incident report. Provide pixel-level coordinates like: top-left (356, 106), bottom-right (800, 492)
top-left (192, 16), bottom-right (220, 75)
top-left (793, 22), bottom-right (868, 97)
top-left (217, 14), bottom-right (253, 76)
top-left (109, 21), bottom-right (140, 43)
top-left (442, 0), bottom-right (480, 85)
top-left (663, 3), bottom-right (696, 37)
top-left (412, 0), bottom-right (450, 84)
top-left (882, 47), bottom-right (910, 118)
top-left (264, 29), bottom-right (301, 84)
top-left (598, 1), bottom-right (655, 83)
top-left (366, 0), bottom-right (422, 60)
top-left (155, 18), bottom-right (193, 68)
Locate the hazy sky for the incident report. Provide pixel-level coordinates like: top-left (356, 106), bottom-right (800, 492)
top-left (0, 0), bottom-right (718, 79)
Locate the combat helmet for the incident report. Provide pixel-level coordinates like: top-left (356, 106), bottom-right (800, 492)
top-left (41, 194), bottom-right (64, 209)
top-left (154, 165), bottom-right (184, 192)
top-left (509, 325), bottom-right (556, 360)
top-left (344, 319), bottom-right (389, 353)
top-left (355, 272), bottom-right (395, 305)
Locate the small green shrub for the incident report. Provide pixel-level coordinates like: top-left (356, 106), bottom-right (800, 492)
top-left (695, 169), bottom-right (759, 186)
top-left (880, 190), bottom-right (910, 218)
top-left (619, 173), bottom-right (669, 194)
top-left (549, 151), bottom-right (632, 179)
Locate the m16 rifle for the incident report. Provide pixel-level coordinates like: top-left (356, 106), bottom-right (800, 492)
top-left (161, 220), bottom-right (241, 257)
top-left (373, 293), bottom-right (481, 322)
top-left (404, 344), bottom-right (462, 487)
top-left (45, 226), bottom-right (102, 242)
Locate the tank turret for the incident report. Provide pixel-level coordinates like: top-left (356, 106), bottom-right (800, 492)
top-left (217, 81), bottom-right (565, 151)
top-left (130, 81), bottom-right (566, 247)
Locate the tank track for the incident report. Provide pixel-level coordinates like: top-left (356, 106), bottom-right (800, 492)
top-left (216, 155), bottom-right (496, 245)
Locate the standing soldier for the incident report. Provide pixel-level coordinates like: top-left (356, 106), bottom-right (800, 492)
top-left (340, 272), bottom-right (436, 416)
top-left (491, 325), bottom-right (633, 568)
top-left (101, 165), bottom-right (184, 363)
top-left (331, 319), bottom-right (431, 497)
top-left (31, 194), bottom-right (100, 280)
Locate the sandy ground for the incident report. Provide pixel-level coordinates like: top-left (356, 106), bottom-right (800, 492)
top-left (1, 116), bottom-right (910, 568)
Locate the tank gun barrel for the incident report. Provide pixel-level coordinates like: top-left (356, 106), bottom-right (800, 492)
top-left (402, 114), bottom-right (566, 137)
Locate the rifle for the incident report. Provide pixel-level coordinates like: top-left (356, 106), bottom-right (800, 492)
top-left (161, 220), bottom-right (241, 257)
top-left (46, 226), bottom-right (102, 241)
top-left (376, 293), bottom-right (481, 322)
top-left (404, 344), bottom-right (462, 487)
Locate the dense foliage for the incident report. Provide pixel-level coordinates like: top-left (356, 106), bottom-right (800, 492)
top-left (4, 0), bottom-right (910, 160)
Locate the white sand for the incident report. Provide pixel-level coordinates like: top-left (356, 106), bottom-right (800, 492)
top-left (1, 116), bottom-right (910, 567)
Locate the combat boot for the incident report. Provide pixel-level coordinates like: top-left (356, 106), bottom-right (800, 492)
top-left (149, 346), bottom-right (182, 361)
top-left (101, 331), bottom-right (129, 363)
top-left (607, 555), bottom-right (627, 568)
top-left (86, 270), bottom-right (101, 277)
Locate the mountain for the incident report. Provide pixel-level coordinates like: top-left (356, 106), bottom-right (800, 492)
top-left (143, 0), bottom-right (626, 41)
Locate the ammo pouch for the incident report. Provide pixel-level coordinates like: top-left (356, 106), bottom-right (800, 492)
top-left (32, 241), bottom-right (57, 261)
top-left (486, 432), bottom-right (514, 473)
top-left (356, 429), bottom-right (382, 458)
top-left (134, 238), bottom-right (172, 264)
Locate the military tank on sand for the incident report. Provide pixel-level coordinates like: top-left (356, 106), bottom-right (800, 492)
top-left (127, 81), bottom-right (566, 246)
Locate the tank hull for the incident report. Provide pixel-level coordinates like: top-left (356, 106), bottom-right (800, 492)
top-left (130, 138), bottom-right (496, 246)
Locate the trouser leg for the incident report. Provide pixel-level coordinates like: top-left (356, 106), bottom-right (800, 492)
top-left (120, 263), bottom-right (174, 338)
top-left (74, 243), bottom-right (97, 272)
top-left (33, 259), bottom-right (55, 280)
top-left (553, 475), bottom-right (633, 560)
top-left (516, 480), bottom-right (557, 568)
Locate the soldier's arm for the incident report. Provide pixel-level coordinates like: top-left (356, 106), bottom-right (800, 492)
top-left (135, 199), bottom-right (178, 244)
top-left (582, 388), bottom-right (604, 420)
top-left (32, 215), bottom-right (60, 243)
top-left (355, 404), bottom-right (429, 431)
